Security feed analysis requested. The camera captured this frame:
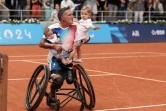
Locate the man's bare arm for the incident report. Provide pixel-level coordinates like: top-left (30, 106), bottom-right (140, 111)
top-left (39, 38), bottom-right (62, 53)
top-left (39, 38), bottom-right (54, 49)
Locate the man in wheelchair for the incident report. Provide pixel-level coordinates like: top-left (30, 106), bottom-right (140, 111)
top-left (39, 7), bottom-right (76, 108)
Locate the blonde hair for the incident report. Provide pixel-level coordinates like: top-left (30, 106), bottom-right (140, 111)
top-left (81, 6), bottom-right (91, 16)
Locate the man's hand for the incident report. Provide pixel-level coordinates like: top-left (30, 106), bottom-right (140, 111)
top-left (52, 44), bottom-right (62, 53)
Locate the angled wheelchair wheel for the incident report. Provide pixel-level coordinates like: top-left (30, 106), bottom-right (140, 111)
top-left (73, 64), bottom-right (96, 110)
top-left (25, 64), bottom-right (50, 111)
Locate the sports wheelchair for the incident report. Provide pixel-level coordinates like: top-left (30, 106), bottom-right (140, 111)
top-left (25, 63), bottom-right (96, 111)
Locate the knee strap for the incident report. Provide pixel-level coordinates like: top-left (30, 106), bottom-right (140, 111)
top-left (51, 76), bottom-right (64, 91)
top-left (66, 68), bottom-right (74, 84)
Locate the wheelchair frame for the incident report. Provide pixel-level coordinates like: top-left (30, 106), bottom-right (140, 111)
top-left (25, 64), bottom-right (96, 111)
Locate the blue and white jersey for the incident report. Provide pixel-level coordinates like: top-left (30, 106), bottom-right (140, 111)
top-left (45, 23), bottom-right (77, 64)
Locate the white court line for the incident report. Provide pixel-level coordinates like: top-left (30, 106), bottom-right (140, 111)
top-left (10, 59), bottom-right (46, 62)
top-left (86, 70), bottom-right (166, 83)
top-left (94, 103), bottom-right (166, 111)
top-left (8, 60), bottom-right (166, 83)
top-left (8, 52), bottom-right (166, 58)
top-left (9, 60), bottom-right (166, 111)
top-left (22, 60), bottom-right (46, 64)
top-left (9, 54), bottom-right (166, 62)
top-left (9, 78), bottom-right (31, 81)
top-left (9, 55), bottom-right (47, 57)
top-left (8, 72), bottom-right (166, 83)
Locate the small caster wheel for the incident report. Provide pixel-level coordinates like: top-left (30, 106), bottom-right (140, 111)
top-left (55, 100), bottom-right (60, 111)
top-left (80, 104), bottom-right (84, 111)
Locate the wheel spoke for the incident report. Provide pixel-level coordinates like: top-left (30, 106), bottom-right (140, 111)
top-left (35, 79), bottom-right (42, 93)
top-left (39, 75), bottom-right (44, 85)
top-left (81, 85), bottom-right (90, 95)
top-left (30, 90), bottom-right (38, 104)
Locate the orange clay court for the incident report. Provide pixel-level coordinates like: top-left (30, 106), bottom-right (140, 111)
top-left (1, 43), bottom-right (166, 111)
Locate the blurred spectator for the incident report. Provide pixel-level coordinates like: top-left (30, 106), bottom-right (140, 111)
top-left (17, 0), bottom-right (27, 20)
top-left (85, 0), bottom-right (98, 21)
top-left (153, 0), bottom-right (164, 20)
top-left (104, 0), bottom-right (120, 22)
top-left (43, 0), bottom-right (54, 21)
top-left (49, 3), bottom-right (60, 22)
top-left (118, 0), bottom-right (129, 20)
top-left (73, 0), bottom-right (85, 19)
top-left (144, 0), bottom-right (150, 10)
top-left (144, 0), bottom-right (154, 21)
top-left (98, 0), bottom-right (105, 11)
top-left (97, 0), bottom-right (107, 21)
top-left (133, 0), bottom-right (145, 23)
top-left (73, 0), bottom-right (84, 10)
top-left (5, 0), bottom-right (17, 19)
top-left (53, 0), bottom-right (62, 8)
top-left (25, 0), bottom-right (31, 19)
top-left (60, 0), bottom-right (75, 12)
top-left (160, 0), bottom-right (166, 12)
top-left (127, 0), bottom-right (135, 20)
top-left (31, 0), bottom-right (42, 19)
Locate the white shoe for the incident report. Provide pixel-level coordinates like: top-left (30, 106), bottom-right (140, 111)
top-left (73, 59), bottom-right (82, 63)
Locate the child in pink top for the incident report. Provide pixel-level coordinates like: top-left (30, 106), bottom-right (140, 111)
top-left (69, 6), bottom-right (100, 63)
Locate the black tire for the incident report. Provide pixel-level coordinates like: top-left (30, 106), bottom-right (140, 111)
top-left (73, 64), bottom-right (96, 110)
top-left (25, 64), bottom-right (50, 111)
top-left (77, 64), bottom-right (96, 108)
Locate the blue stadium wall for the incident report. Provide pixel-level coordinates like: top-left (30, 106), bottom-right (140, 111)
top-left (0, 23), bottom-right (166, 45)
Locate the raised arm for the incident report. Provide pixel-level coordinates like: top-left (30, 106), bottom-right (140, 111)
top-left (90, 25), bottom-right (100, 30)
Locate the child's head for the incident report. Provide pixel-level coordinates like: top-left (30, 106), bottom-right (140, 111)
top-left (54, 3), bottom-right (60, 10)
top-left (80, 6), bottom-right (91, 20)
top-left (44, 28), bottom-right (54, 39)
